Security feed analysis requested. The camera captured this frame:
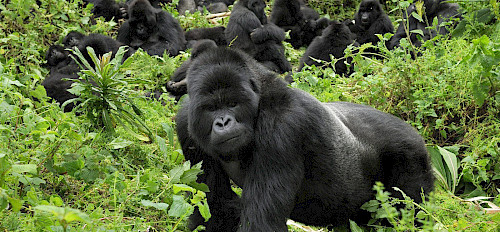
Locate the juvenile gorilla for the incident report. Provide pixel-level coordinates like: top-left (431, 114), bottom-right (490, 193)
top-left (388, 0), bottom-right (461, 50)
top-left (225, 0), bottom-right (291, 73)
top-left (270, 0), bottom-right (329, 48)
top-left (349, 0), bottom-right (393, 53)
top-left (117, 0), bottom-right (186, 56)
top-left (176, 47), bottom-right (435, 231)
top-left (299, 20), bottom-right (357, 76)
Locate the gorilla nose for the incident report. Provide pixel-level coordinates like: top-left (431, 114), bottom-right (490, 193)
top-left (213, 115), bottom-right (235, 133)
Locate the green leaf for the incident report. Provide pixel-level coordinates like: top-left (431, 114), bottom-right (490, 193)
top-left (196, 200), bottom-right (211, 221)
top-left (411, 11), bottom-right (424, 23)
top-left (180, 169), bottom-right (203, 184)
top-left (109, 137), bottom-right (133, 149)
top-left (11, 164), bottom-right (37, 174)
top-left (168, 195), bottom-right (194, 217)
top-left (140, 200), bottom-right (169, 210)
top-left (438, 146), bottom-right (459, 193)
top-left (472, 81), bottom-right (490, 107)
top-left (173, 184), bottom-right (196, 194)
top-left (349, 220), bottom-right (364, 232)
top-left (428, 146), bottom-right (449, 190)
top-left (30, 85), bottom-right (47, 99)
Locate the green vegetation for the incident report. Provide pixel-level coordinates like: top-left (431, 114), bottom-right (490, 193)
top-left (0, 0), bottom-right (498, 231)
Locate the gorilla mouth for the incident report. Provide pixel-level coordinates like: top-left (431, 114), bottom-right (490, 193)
top-left (219, 135), bottom-right (240, 145)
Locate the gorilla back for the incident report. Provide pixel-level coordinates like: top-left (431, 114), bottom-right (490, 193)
top-left (176, 47), bottom-right (434, 231)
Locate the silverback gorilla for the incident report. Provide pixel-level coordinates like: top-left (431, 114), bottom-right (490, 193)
top-left (176, 47), bottom-right (435, 231)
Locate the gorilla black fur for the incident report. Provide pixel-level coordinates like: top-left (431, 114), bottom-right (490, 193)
top-left (117, 0), bottom-right (186, 56)
top-left (43, 33), bottom-right (133, 112)
top-left (225, 0), bottom-right (291, 73)
top-left (90, 0), bottom-right (127, 22)
top-left (176, 46), bottom-right (435, 231)
top-left (299, 20), bottom-right (358, 76)
top-left (62, 31), bottom-right (85, 48)
top-left (349, 0), bottom-right (393, 53)
top-left (270, 0), bottom-right (329, 48)
top-left (166, 39), bottom-right (217, 100)
top-left (388, 0), bottom-right (461, 50)
top-left (185, 26), bottom-right (227, 47)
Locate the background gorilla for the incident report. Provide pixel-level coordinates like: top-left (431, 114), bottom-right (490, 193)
top-left (117, 0), bottom-right (186, 56)
top-left (225, 0), bottom-right (291, 73)
top-left (166, 39), bottom-right (217, 100)
top-left (44, 45), bottom-right (72, 71)
top-left (78, 33), bottom-right (135, 66)
top-left (43, 33), bottom-right (133, 111)
top-left (270, 0), bottom-right (329, 48)
top-left (89, 0), bottom-right (128, 22)
top-left (299, 20), bottom-right (358, 76)
top-left (185, 26), bottom-right (227, 47)
top-left (349, 0), bottom-right (393, 54)
top-left (62, 31), bottom-right (85, 48)
top-left (388, 0), bottom-right (461, 50)
top-left (176, 46), bottom-right (434, 231)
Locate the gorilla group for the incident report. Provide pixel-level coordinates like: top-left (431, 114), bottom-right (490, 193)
top-left (299, 20), bottom-right (358, 76)
top-left (225, 0), bottom-right (291, 74)
top-left (117, 0), bottom-right (186, 56)
top-left (176, 46), bottom-right (435, 231)
top-left (270, 0), bottom-right (330, 48)
top-left (43, 32), bottom-right (134, 111)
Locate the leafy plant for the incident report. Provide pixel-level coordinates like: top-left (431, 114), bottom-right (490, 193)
top-left (68, 46), bottom-right (154, 141)
top-left (428, 145), bottom-right (460, 194)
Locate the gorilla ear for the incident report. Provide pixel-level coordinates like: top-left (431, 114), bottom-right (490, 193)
top-left (191, 39), bottom-right (217, 59)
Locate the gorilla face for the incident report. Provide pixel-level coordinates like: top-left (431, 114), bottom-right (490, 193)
top-left (247, 0), bottom-right (267, 24)
top-left (357, 0), bottom-right (382, 28)
top-left (186, 55), bottom-right (260, 158)
top-left (45, 45), bottom-right (69, 67)
top-left (129, 0), bottom-right (157, 41)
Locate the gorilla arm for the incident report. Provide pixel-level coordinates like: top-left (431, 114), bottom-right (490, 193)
top-left (250, 23), bottom-right (286, 44)
top-left (238, 86), bottom-right (307, 232)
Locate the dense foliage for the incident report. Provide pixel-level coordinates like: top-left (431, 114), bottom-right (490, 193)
top-left (0, 0), bottom-right (498, 231)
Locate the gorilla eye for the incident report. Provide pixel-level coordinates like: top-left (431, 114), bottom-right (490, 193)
top-left (228, 101), bottom-right (237, 108)
top-left (206, 105), bottom-right (217, 112)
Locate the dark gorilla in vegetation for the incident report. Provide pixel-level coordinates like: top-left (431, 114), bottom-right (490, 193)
top-left (43, 33), bottom-right (133, 112)
top-left (44, 45), bottom-right (72, 71)
top-left (299, 20), bottom-right (358, 76)
top-left (117, 0), bottom-right (186, 56)
top-left (185, 26), bottom-right (227, 47)
top-left (89, 0), bottom-right (128, 22)
top-left (270, 0), bottom-right (330, 48)
top-left (225, 0), bottom-right (291, 74)
top-left (176, 46), bottom-right (435, 231)
top-left (78, 33), bottom-right (135, 66)
top-left (349, 0), bottom-right (393, 54)
top-left (388, 0), bottom-right (461, 50)
top-left (178, 0), bottom-right (235, 14)
top-left (62, 31), bottom-right (85, 48)
top-left (166, 39), bottom-right (217, 100)
top-left (43, 44), bottom-right (80, 112)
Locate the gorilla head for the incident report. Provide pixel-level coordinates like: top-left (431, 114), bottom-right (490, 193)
top-left (63, 31), bottom-right (85, 48)
top-left (356, 0), bottom-right (384, 28)
top-left (128, 0), bottom-right (158, 41)
top-left (243, 0), bottom-right (267, 24)
top-left (186, 48), bottom-right (261, 157)
top-left (45, 45), bottom-right (69, 68)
